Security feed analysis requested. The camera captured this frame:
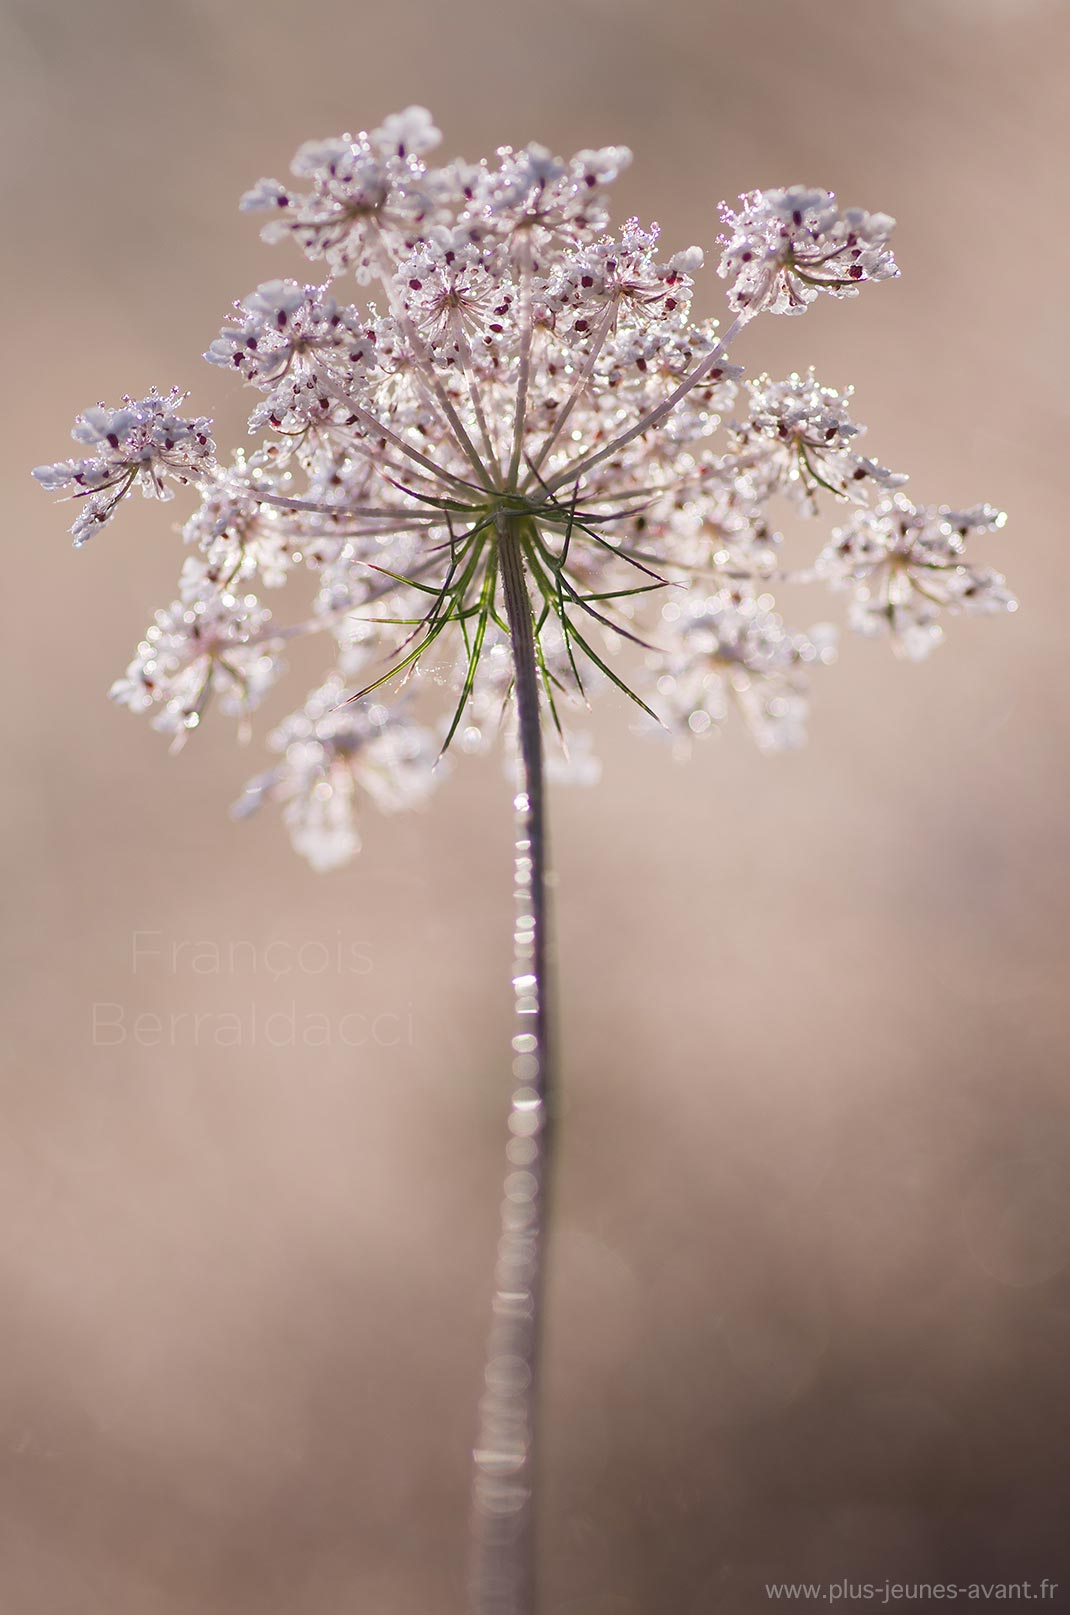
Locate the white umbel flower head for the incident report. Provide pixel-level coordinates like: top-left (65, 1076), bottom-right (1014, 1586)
top-left (718, 187), bottom-right (899, 316)
top-left (34, 388), bottom-right (215, 545)
top-left (650, 589), bottom-right (837, 752)
top-left (818, 493), bottom-right (1015, 659)
top-left (233, 679), bottom-right (439, 870)
top-left (730, 370), bottom-right (907, 513)
top-left (110, 589), bottom-right (281, 742)
top-left (239, 109), bottom-right (444, 280)
top-left (33, 109), bottom-right (1014, 864)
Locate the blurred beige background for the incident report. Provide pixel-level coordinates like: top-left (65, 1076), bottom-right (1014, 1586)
top-left (2, 0), bottom-right (1068, 1610)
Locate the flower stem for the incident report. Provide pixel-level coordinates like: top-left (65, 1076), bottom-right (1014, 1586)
top-left (469, 518), bottom-right (555, 1615)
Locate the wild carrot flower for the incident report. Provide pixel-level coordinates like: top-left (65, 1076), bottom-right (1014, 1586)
top-left (35, 117), bottom-right (1013, 859)
top-left (729, 370), bottom-right (907, 513)
top-left (33, 388), bottom-right (215, 545)
top-left (232, 681), bottom-right (437, 871)
top-left (109, 591), bottom-right (281, 742)
top-left (33, 108), bottom-right (1018, 1615)
top-left (818, 493), bottom-right (1015, 658)
top-left (652, 589), bottom-right (837, 752)
top-left (718, 186), bottom-right (900, 315)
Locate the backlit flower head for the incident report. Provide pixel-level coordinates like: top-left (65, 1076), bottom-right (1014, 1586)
top-left (730, 370), bottom-right (907, 513)
top-left (718, 187), bottom-right (899, 315)
top-left (110, 590), bottom-right (281, 744)
top-left (232, 679), bottom-right (438, 869)
top-left (818, 493), bottom-right (1015, 659)
top-left (34, 110), bottom-right (1013, 864)
top-left (33, 388), bottom-right (215, 545)
top-left (240, 108), bottom-right (445, 280)
top-left (649, 589), bottom-right (837, 752)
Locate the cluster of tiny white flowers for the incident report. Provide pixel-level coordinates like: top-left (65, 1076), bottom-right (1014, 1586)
top-left (109, 590), bottom-right (281, 741)
top-left (35, 110), bottom-right (1017, 866)
top-left (232, 681), bottom-right (437, 871)
top-left (204, 280), bottom-right (374, 433)
top-left (34, 388), bottom-right (215, 545)
top-left (729, 371), bottom-right (908, 514)
top-left (652, 589), bottom-right (838, 754)
top-left (818, 494), bottom-right (1015, 660)
top-left (717, 186), bottom-right (899, 315)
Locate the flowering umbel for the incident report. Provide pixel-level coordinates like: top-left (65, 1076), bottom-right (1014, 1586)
top-left (35, 111), bottom-right (1016, 866)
